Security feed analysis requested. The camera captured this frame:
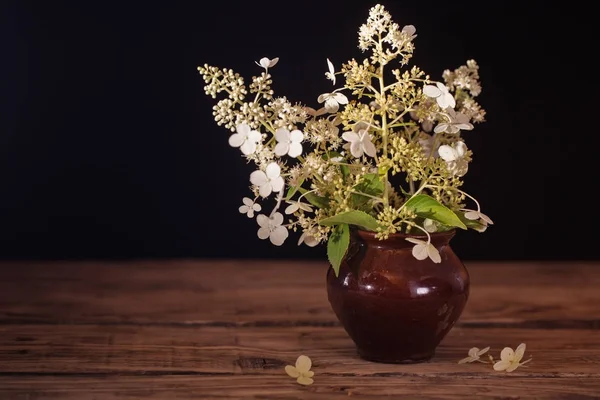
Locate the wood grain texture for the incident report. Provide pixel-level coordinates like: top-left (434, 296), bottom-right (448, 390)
top-left (0, 260), bottom-right (599, 399)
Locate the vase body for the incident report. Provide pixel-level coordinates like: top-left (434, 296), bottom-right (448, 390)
top-left (326, 229), bottom-right (469, 363)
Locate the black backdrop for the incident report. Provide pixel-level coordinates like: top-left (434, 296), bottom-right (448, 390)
top-left (0, 0), bottom-right (595, 260)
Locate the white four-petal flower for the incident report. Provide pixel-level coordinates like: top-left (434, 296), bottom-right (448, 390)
top-left (274, 128), bottom-right (304, 158)
top-left (229, 123), bottom-right (262, 155)
top-left (250, 162), bottom-right (285, 198)
top-left (325, 58), bottom-right (336, 85)
top-left (255, 57), bottom-right (279, 70)
top-left (256, 212), bottom-right (288, 246)
top-left (317, 91), bottom-right (348, 113)
top-left (493, 343), bottom-right (532, 372)
top-left (285, 199), bottom-right (313, 214)
top-left (434, 108), bottom-right (474, 134)
top-left (458, 347), bottom-right (490, 364)
top-left (238, 197), bottom-right (261, 218)
top-left (423, 82), bottom-right (456, 109)
top-left (342, 122), bottom-right (377, 158)
top-left (405, 238), bottom-right (441, 263)
top-left (298, 228), bottom-right (320, 247)
top-left (462, 209), bottom-right (494, 225)
top-left (438, 141), bottom-right (468, 177)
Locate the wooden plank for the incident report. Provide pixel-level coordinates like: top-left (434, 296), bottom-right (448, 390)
top-left (1, 374), bottom-right (600, 399)
top-left (0, 261), bottom-right (599, 326)
top-left (1, 325), bottom-right (599, 375)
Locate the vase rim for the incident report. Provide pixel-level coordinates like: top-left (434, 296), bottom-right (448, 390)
top-left (355, 228), bottom-right (456, 241)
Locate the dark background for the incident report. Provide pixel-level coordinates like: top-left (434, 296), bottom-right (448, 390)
top-left (0, 0), bottom-right (595, 261)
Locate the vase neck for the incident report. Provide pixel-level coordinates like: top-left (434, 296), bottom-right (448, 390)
top-left (353, 229), bottom-right (455, 249)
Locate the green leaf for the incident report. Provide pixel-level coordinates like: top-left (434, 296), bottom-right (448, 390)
top-left (285, 178), bottom-right (305, 200)
top-left (298, 188), bottom-right (330, 209)
top-left (320, 210), bottom-right (379, 231)
top-left (327, 224), bottom-right (350, 277)
top-left (351, 174), bottom-right (384, 208)
top-left (404, 194), bottom-right (467, 230)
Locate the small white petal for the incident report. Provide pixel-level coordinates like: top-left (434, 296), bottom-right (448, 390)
top-left (290, 130), bottom-right (304, 143)
top-left (479, 212), bottom-right (494, 225)
top-left (275, 128), bottom-right (290, 143)
top-left (324, 98), bottom-right (339, 112)
top-left (259, 57), bottom-right (270, 69)
top-left (256, 214), bottom-right (269, 228)
top-left (288, 142), bottom-right (303, 158)
top-left (274, 142), bottom-right (289, 157)
top-left (500, 347), bottom-right (515, 362)
top-left (427, 243), bottom-right (441, 263)
top-left (332, 93), bottom-right (348, 104)
top-left (257, 227), bottom-right (270, 240)
top-left (228, 133), bottom-right (244, 148)
top-left (350, 141), bottom-right (363, 158)
top-left (304, 235), bottom-right (319, 247)
top-left (342, 131), bottom-right (359, 143)
top-left (285, 203), bottom-right (299, 214)
top-left (271, 212), bottom-right (284, 226)
top-left (258, 183), bottom-right (272, 198)
top-left (250, 170), bottom-right (267, 186)
top-left (434, 124), bottom-right (449, 134)
top-left (252, 203), bottom-right (261, 212)
top-left (239, 205), bottom-right (249, 214)
top-left (464, 211), bottom-right (480, 220)
top-left (268, 57), bottom-right (279, 67)
top-left (436, 82), bottom-right (448, 93)
top-left (270, 176), bottom-right (284, 193)
top-left (317, 93), bottom-right (328, 104)
top-left (327, 58), bottom-right (335, 74)
top-left (515, 343), bottom-right (526, 362)
top-left (236, 123), bottom-right (251, 135)
top-left (242, 197), bottom-right (254, 206)
top-left (247, 209), bottom-right (255, 218)
top-left (265, 163), bottom-right (281, 179)
top-left (402, 25), bottom-right (416, 36)
top-left (423, 85), bottom-right (442, 98)
top-left (362, 137), bottom-right (377, 157)
top-left (438, 145), bottom-right (457, 162)
top-left (270, 226), bottom-right (288, 246)
top-left (412, 244), bottom-right (428, 260)
top-left (239, 140), bottom-right (256, 155)
top-left (405, 237), bottom-right (426, 245)
top-left (454, 141), bottom-right (467, 157)
top-left (493, 360), bottom-right (511, 372)
top-left (247, 129), bottom-right (262, 142)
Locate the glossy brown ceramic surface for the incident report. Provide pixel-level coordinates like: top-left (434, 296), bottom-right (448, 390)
top-left (326, 229), bottom-right (469, 363)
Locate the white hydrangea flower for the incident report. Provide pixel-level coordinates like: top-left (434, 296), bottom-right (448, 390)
top-left (458, 347), bottom-right (490, 364)
top-left (402, 25), bottom-right (417, 40)
top-left (256, 212), bottom-right (288, 246)
top-left (250, 162), bottom-right (285, 198)
top-left (255, 57), bottom-right (279, 70)
top-left (325, 58), bottom-right (336, 85)
top-left (317, 91), bottom-right (348, 113)
top-left (423, 82), bottom-right (456, 109)
top-left (423, 218), bottom-right (438, 233)
top-left (438, 141), bottom-right (468, 177)
top-left (274, 128), bottom-right (304, 158)
top-left (229, 123), bottom-right (261, 155)
top-left (285, 199), bottom-right (313, 214)
top-left (342, 122), bottom-right (376, 158)
top-left (462, 209), bottom-right (494, 225)
top-left (434, 107), bottom-right (474, 134)
top-left (405, 238), bottom-right (441, 263)
top-left (298, 228), bottom-right (319, 247)
top-left (238, 197), bottom-right (261, 218)
top-left (493, 343), bottom-right (532, 372)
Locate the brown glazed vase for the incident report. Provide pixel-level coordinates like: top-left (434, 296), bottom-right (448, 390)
top-left (326, 229), bottom-right (469, 363)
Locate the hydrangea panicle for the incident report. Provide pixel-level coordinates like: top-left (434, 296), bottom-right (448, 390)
top-left (198, 4), bottom-right (490, 270)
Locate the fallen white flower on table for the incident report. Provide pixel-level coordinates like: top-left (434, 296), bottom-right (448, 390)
top-left (423, 82), bottom-right (456, 109)
top-left (493, 343), bottom-right (532, 372)
top-left (250, 162), bottom-right (285, 198)
top-left (255, 56), bottom-right (279, 70)
top-left (342, 122), bottom-right (377, 158)
top-left (238, 197), bottom-right (261, 218)
top-left (256, 212), bottom-right (288, 246)
top-left (285, 355), bottom-right (314, 386)
top-left (274, 128), bottom-right (304, 158)
top-left (458, 346), bottom-right (490, 364)
top-left (438, 141), bottom-right (468, 177)
top-left (405, 238), bottom-right (441, 263)
top-left (325, 58), bottom-right (336, 85)
top-left (229, 123), bottom-right (261, 155)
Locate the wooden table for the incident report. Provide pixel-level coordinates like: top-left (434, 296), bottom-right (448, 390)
top-left (0, 261), bottom-right (599, 399)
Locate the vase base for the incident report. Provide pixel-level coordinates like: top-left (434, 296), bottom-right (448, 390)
top-left (357, 349), bottom-right (434, 364)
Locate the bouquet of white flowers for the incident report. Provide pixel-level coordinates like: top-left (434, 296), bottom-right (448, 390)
top-left (198, 4), bottom-right (490, 275)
